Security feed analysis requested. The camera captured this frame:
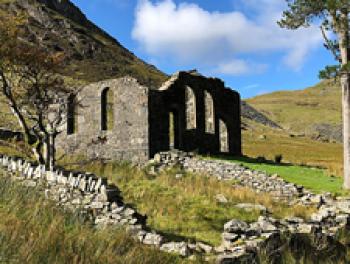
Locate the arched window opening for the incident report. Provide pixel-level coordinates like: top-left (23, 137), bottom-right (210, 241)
top-left (101, 87), bottom-right (114, 131)
top-left (205, 91), bottom-right (215, 133)
top-left (169, 110), bottom-right (180, 149)
top-left (185, 86), bottom-right (196, 129)
top-left (67, 94), bottom-right (77, 135)
top-left (169, 112), bottom-right (175, 149)
top-left (219, 119), bottom-right (229, 153)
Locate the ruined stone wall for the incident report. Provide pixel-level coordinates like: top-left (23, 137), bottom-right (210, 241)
top-left (57, 72), bottom-right (241, 163)
top-left (149, 72), bottom-right (241, 157)
top-left (57, 77), bottom-right (149, 163)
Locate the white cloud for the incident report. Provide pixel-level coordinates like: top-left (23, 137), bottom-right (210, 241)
top-left (215, 59), bottom-right (267, 76)
top-left (132, 0), bottom-right (323, 74)
top-left (242, 84), bottom-right (260, 90)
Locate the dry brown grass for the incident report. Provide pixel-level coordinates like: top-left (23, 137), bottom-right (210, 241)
top-left (242, 122), bottom-right (343, 176)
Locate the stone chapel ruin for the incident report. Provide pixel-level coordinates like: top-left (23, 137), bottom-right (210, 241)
top-left (57, 71), bottom-right (241, 162)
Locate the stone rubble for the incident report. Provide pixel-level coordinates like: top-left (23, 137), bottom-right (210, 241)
top-left (151, 150), bottom-right (304, 200)
top-left (150, 151), bottom-right (350, 262)
top-left (150, 151), bottom-right (334, 207)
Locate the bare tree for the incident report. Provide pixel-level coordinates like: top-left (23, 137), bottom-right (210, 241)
top-left (0, 12), bottom-right (78, 170)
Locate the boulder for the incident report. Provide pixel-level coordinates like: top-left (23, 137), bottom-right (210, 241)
top-left (224, 220), bottom-right (249, 234)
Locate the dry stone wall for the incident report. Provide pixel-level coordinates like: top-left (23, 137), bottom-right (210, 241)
top-left (2, 152), bottom-right (350, 263)
top-left (0, 154), bottom-right (218, 259)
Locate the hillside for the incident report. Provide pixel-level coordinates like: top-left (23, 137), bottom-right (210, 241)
top-left (247, 79), bottom-right (342, 142)
top-left (0, 0), bottom-right (168, 130)
top-left (0, 0), bottom-right (167, 87)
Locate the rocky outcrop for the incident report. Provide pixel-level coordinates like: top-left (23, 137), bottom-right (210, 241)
top-left (311, 123), bottom-right (342, 143)
top-left (241, 101), bottom-right (281, 129)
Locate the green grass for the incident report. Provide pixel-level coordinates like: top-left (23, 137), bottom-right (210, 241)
top-left (64, 160), bottom-right (316, 246)
top-left (212, 155), bottom-right (347, 196)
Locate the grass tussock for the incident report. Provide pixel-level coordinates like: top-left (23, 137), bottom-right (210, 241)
top-left (0, 172), bottom-right (189, 264)
top-left (65, 160), bottom-right (316, 246)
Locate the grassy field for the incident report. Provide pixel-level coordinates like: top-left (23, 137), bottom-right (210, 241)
top-left (63, 160), bottom-right (315, 246)
top-left (0, 171), bottom-right (188, 264)
top-left (242, 119), bottom-right (343, 177)
top-left (239, 122), bottom-right (345, 194)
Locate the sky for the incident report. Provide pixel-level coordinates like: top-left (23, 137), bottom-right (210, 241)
top-left (70, 0), bottom-right (336, 99)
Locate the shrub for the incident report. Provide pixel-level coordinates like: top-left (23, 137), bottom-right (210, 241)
top-left (275, 154), bottom-right (283, 164)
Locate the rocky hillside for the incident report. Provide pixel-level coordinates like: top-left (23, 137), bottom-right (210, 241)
top-left (247, 80), bottom-right (342, 142)
top-left (0, 0), bottom-right (167, 87)
top-left (241, 101), bottom-right (281, 129)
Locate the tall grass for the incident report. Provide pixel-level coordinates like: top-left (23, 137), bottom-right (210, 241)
top-left (0, 172), bottom-right (189, 264)
top-left (65, 160), bottom-right (316, 246)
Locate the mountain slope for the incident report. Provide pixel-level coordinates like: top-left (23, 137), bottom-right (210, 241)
top-left (247, 80), bottom-right (342, 141)
top-left (0, 0), bottom-right (168, 130)
top-left (0, 0), bottom-right (167, 87)
top-left (241, 101), bottom-right (281, 129)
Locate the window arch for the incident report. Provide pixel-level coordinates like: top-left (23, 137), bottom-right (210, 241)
top-left (101, 87), bottom-right (114, 131)
top-left (219, 119), bottom-right (229, 153)
top-left (185, 86), bottom-right (196, 129)
top-left (67, 94), bottom-right (77, 135)
top-left (205, 91), bottom-right (215, 133)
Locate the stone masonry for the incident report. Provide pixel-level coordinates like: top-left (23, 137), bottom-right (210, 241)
top-left (57, 71), bottom-right (241, 163)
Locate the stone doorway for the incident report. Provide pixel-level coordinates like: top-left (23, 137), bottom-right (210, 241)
top-left (169, 110), bottom-right (180, 150)
top-left (219, 119), bottom-right (229, 153)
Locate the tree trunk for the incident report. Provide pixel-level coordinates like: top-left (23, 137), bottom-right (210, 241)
top-left (44, 133), bottom-right (56, 171)
top-left (32, 141), bottom-right (45, 164)
top-left (342, 74), bottom-right (350, 189)
top-left (337, 10), bottom-right (350, 189)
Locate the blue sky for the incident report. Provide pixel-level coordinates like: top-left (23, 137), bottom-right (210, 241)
top-left (70, 0), bottom-right (336, 99)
